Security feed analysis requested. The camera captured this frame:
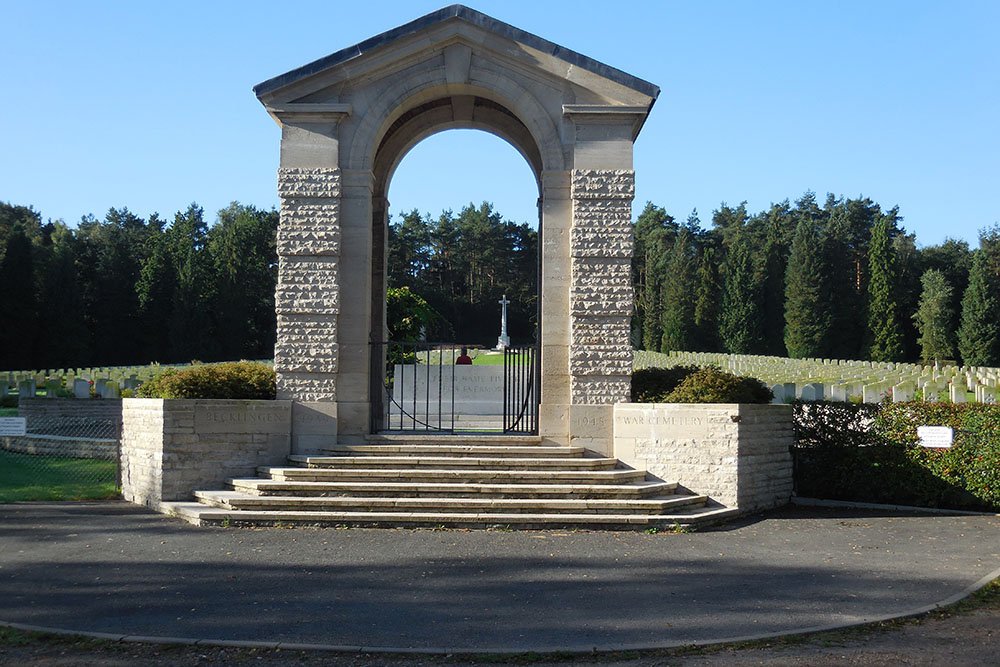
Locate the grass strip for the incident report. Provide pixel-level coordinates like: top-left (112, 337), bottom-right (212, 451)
top-left (0, 450), bottom-right (117, 502)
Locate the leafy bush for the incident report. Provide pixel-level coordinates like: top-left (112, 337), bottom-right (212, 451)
top-left (136, 362), bottom-right (275, 399)
top-left (0, 394), bottom-right (17, 408)
top-left (792, 401), bottom-right (882, 449)
top-left (661, 367), bottom-right (774, 404)
top-left (793, 401), bottom-right (1000, 510)
top-left (630, 365), bottom-right (700, 402)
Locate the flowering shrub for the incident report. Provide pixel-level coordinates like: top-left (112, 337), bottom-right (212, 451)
top-left (137, 361), bottom-right (275, 400)
top-left (793, 401), bottom-right (1000, 510)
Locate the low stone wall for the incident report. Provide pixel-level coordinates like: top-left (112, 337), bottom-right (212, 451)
top-left (613, 403), bottom-right (793, 513)
top-left (120, 398), bottom-right (292, 509)
top-left (1, 434), bottom-right (117, 459)
top-left (19, 398), bottom-right (123, 428)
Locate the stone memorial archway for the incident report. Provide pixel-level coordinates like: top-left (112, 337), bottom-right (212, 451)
top-left (255, 5), bottom-right (658, 453)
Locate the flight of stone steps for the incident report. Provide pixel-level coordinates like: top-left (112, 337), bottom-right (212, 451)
top-left (162, 436), bottom-right (738, 530)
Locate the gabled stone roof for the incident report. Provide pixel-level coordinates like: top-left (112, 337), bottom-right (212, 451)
top-left (253, 4), bottom-right (660, 102)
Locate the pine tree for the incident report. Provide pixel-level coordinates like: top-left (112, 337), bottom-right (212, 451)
top-left (758, 204), bottom-right (792, 355)
top-left (784, 219), bottom-right (831, 358)
top-left (168, 203), bottom-right (215, 362)
top-left (660, 225), bottom-right (698, 351)
top-left (0, 223), bottom-right (36, 369)
top-left (34, 223), bottom-right (88, 367)
top-left (136, 221), bottom-right (176, 362)
top-left (209, 203), bottom-right (279, 360)
top-left (958, 226), bottom-right (1000, 366)
top-left (631, 203), bottom-right (677, 351)
top-left (866, 214), bottom-right (905, 361)
top-left (913, 269), bottom-right (954, 365)
top-left (719, 230), bottom-right (763, 354)
top-left (693, 246), bottom-right (720, 351)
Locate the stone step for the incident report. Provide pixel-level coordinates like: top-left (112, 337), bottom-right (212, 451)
top-left (257, 466), bottom-right (647, 484)
top-left (289, 455), bottom-right (618, 470)
top-left (228, 478), bottom-right (677, 499)
top-left (194, 489), bottom-right (709, 515)
top-left (321, 444), bottom-right (586, 458)
top-left (162, 501), bottom-right (740, 530)
top-left (363, 434), bottom-right (544, 447)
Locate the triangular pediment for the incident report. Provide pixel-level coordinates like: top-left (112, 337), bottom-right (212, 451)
top-left (254, 4), bottom-right (658, 113)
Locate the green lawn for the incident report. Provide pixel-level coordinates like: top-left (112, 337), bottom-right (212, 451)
top-left (0, 450), bottom-right (118, 502)
top-left (0, 408), bottom-right (17, 417)
top-left (471, 352), bottom-right (506, 365)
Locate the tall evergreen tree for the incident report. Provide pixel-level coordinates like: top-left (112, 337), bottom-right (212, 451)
top-left (693, 246), bottom-right (721, 352)
top-left (0, 223), bottom-right (36, 369)
top-left (168, 203), bottom-right (215, 362)
top-left (631, 203), bottom-right (677, 351)
top-left (660, 223), bottom-right (698, 351)
top-left (34, 223), bottom-right (88, 367)
top-left (958, 226), bottom-right (1000, 366)
top-left (913, 269), bottom-right (954, 365)
top-left (388, 209), bottom-right (431, 287)
top-left (136, 223), bottom-right (176, 362)
top-left (866, 214), bottom-right (905, 361)
top-left (758, 203), bottom-right (793, 355)
top-left (719, 230), bottom-right (763, 354)
top-left (784, 218), bottom-right (831, 358)
top-left (209, 203), bottom-right (279, 360)
top-left (921, 238), bottom-right (972, 355)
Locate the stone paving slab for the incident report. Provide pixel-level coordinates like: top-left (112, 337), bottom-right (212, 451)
top-left (1, 501), bottom-right (999, 653)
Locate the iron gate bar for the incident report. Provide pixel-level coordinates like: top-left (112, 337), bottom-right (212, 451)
top-left (373, 341), bottom-right (538, 434)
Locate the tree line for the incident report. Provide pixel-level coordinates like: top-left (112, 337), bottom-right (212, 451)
top-left (0, 201), bottom-right (278, 370)
top-left (633, 193), bottom-right (1000, 366)
top-left (3, 191), bottom-right (997, 371)
top-left (387, 202), bottom-right (538, 344)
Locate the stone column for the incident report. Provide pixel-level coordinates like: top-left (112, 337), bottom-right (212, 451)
top-left (334, 169), bottom-right (376, 439)
top-left (568, 169), bottom-right (635, 452)
top-left (538, 170), bottom-right (572, 445)
top-left (274, 168), bottom-right (342, 402)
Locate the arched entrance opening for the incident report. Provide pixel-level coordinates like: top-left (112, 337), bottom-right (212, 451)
top-left (370, 100), bottom-right (544, 434)
top-left (254, 5), bottom-right (657, 453)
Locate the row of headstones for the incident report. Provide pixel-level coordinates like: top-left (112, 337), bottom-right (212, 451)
top-left (652, 351), bottom-right (1000, 405)
top-left (10, 376), bottom-right (144, 399)
top-left (3, 366), bottom-right (166, 399)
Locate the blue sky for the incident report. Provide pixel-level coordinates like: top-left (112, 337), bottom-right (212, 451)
top-left (2, 1), bottom-right (996, 246)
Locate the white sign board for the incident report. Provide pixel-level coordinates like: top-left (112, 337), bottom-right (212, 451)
top-left (917, 425), bottom-right (953, 448)
top-left (0, 417), bottom-right (27, 437)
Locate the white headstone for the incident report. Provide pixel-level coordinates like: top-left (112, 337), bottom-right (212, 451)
top-left (73, 378), bottom-right (91, 399)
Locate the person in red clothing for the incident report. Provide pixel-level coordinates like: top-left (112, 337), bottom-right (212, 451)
top-left (456, 347), bottom-right (473, 365)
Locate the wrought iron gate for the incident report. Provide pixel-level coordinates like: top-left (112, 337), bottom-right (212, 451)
top-left (371, 342), bottom-right (538, 434)
top-left (502, 345), bottom-right (538, 434)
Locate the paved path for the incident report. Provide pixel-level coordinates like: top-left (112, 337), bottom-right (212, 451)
top-left (2, 502), bottom-right (999, 653)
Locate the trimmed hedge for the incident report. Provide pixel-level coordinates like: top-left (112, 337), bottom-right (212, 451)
top-left (136, 362), bottom-right (276, 400)
top-left (793, 401), bottom-right (1000, 510)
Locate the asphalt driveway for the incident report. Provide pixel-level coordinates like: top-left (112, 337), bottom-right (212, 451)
top-left (1, 502), bottom-right (998, 653)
